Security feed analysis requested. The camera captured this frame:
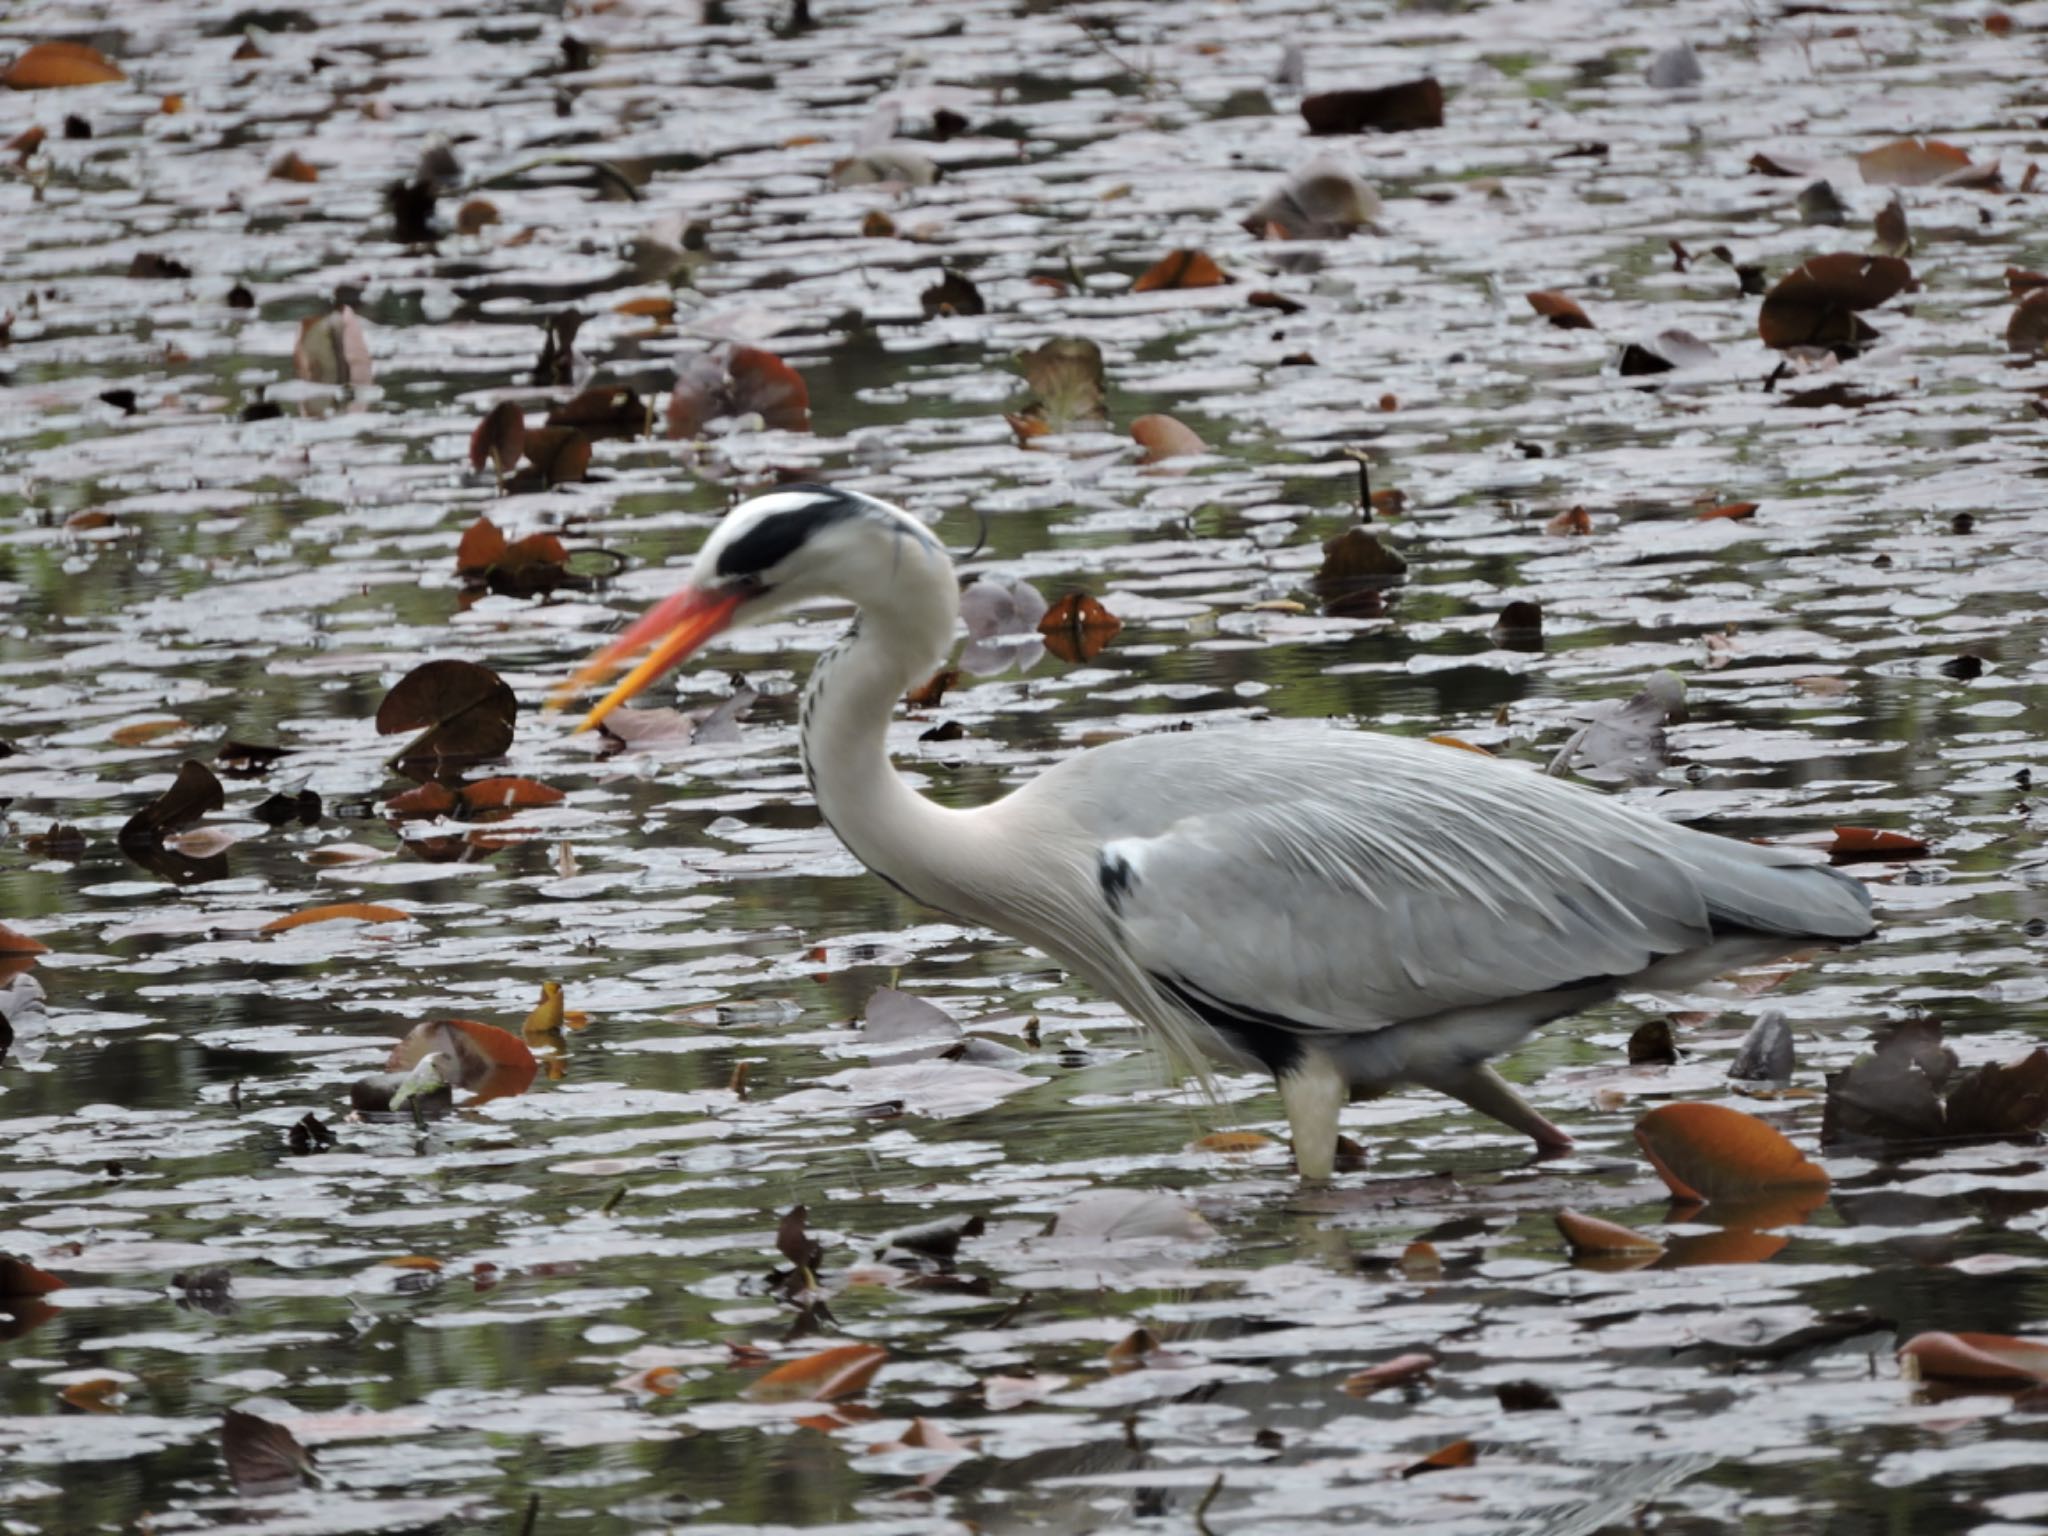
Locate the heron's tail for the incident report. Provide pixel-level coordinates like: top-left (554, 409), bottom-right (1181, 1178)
top-left (1675, 835), bottom-right (1876, 941)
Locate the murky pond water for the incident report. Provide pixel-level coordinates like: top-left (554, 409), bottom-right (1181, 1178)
top-left (5, 0), bottom-right (2048, 1531)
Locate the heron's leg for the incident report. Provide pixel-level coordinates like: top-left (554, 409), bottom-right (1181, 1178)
top-left (1278, 1051), bottom-right (1349, 1180)
top-left (1426, 1063), bottom-right (1574, 1154)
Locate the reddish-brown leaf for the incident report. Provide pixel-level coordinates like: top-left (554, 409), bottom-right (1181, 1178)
top-left (1758, 254), bottom-right (1913, 352)
top-left (2006, 289), bottom-right (2048, 355)
top-left (1340, 1352), bottom-right (1437, 1397)
top-left (1634, 1102), bottom-right (1830, 1207)
top-left (385, 782), bottom-right (459, 817)
top-left (1829, 826), bottom-right (1930, 862)
top-left (118, 760), bottom-right (225, 847)
top-left (1545, 505), bottom-right (1593, 536)
top-left (268, 150), bottom-right (319, 183)
top-left (1858, 137), bottom-right (1973, 187)
top-left (109, 719), bottom-right (189, 746)
top-left (468, 403), bottom-right (525, 478)
top-left (744, 1343), bottom-right (889, 1403)
top-left (1699, 501), bottom-right (1759, 522)
top-left (3, 41), bottom-right (126, 89)
top-left (520, 425), bottom-right (592, 485)
top-left (388, 1018), bottom-right (537, 1101)
top-left (456, 777), bottom-right (564, 813)
top-left (614, 295), bottom-right (676, 322)
top-left (1132, 249), bottom-right (1229, 292)
top-left (1400, 1439), bottom-right (1477, 1478)
top-left (456, 515), bottom-right (509, 573)
top-left (1556, 1208), bottom-right (1664, 1257)
top-left (221, 1409), bottom-right (314, 1496)
top-left (0, 1256), bottom-right (66, 1297)
top-left (0, 924), bottom-right (50, 957)
top-left (375, 660), bottom-right (517, 784)
top-left (1037, 591), bottom-right (1123, 665)
top-left (1301, 78), bottom-right (1444, 134)
top-left (546, 386), bottom-right (648, 440)
top-left (261, 903), bottom-right (413, 934)
top-left (1899, 1331), bottom-right (2048, 1385)
top-left (1527, 290), bottom-right (1594, 330)
top-left (1190, 1131), bottom-right (1274, 1153)
top-left (1130, 413), bottom-right (1205, 463)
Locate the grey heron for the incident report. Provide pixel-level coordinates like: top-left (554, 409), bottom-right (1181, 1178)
top-left (561, 486), bottom-right (1876, 1177)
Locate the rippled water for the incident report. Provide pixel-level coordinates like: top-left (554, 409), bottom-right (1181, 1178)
top-left (4, 0), bottom-right (2048, 1531)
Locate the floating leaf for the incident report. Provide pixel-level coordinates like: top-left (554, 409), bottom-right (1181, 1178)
top-left (221, 1409), bottom-right (315, 1496)
top-left (1828, 825), bottom-right (1929, 862)
top-left (388, 1018), bottom-right (536, 1100)
top-left (920, 270), bottom-right (985, 318)
top-left (1857, 136), bottom-right (1973, 186)
top-left (614, 295), bottom-right (675, 323)
top-left (519, 426), bottom-right (593, 486)
top-left (546, 386), bottom-right (648, 440)
top-left (1730, 1011), bottom-right (1796, 1083)
top-left (468, 402), bottom-right (525, 483)
top-left (58, 1377), bottom-right (125, 1413)
top-left (868, 1418), bottom-right (979, 1455)
top-left (457, 777), bottom-right (564, 813)
top-left (1190, 1131), bottom-right (1273, 1153)
top-left (1758, 254), bottom-right (1912, 354)
top-left (1527, 290), bottom-right (1594, 330)
top-left (1339, 1352), bottom-right (1437, 1397)
top-left (1130, 413), bottom-right (1205, 463)
top-left (384, 782), bottom-right (457, 818)
top-left (109, 719), bottom-right (189, 747)
top-left (1556, 1209), bottom-right (1664, 1258)
top-left (455, 515), bottom-right (571, 598)
top-left (1898, 1332), bottom-right (2048, 1386)
top-left (744, 1343), bottom-right (889, 1403)
top-left (1401, 1439), bottom-right (1477, 1478)
top-left (0, 925), bottom-right (50, 957)
top-left (1544, 505), bottom-right (1593, 536)
top-left (1634, 1102), bottom-right (1830, 1207)
top-left (375, 660), bottom-right (517, 784)
top-left (2006, 289), bottom-right (2048, 355)
top-left (269, 150), bottom-right (318, 183)
top-left (3, 41), bottom-right (125, 89)
top-left (0, 1256), bottom-right (65, 1297)
top-left (119, 760), bottom-right (225, 847)
top-left (1132, 250), bottom-right (1229, 292)
top-left (1824, 1018), bottom-right (2048, 1148)
top-left (666, 345), bottom-right (811, 437)
top-left (1300, 78), bottom-right (1444, 134)
top-left (261, 903), bottom-right (412, 935)
top-left (1037, 591), bottom-right (1123, 665)
top-left (1013, 338), bottom-right (1107, 433)
top-left (293, 307), bottom-right (373, 385)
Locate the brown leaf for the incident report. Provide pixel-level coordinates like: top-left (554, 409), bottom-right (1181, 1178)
top-left (520, 425), bottom-right (592, 485)
top-left (1340, 1351), bottom-right (1437, 1396)
top-left (1526, 290), bottom-right (1594, 330)
top-left (0, 924), bottom-right (50, 957)
top-left (1315, 526), bottom-right (1408, 587)
top-left (221, 1409), bottom-right (315, 1496)
top-left (1014, 338), bottom-right (1107, 433)
top-left (261, 903), bottom-right (413, 934)
top-left (456, 198), bottom-right (500, 235)
top-left (109, 719), bottom-right (189, 746)
top-left (1699, 501), bottom-right (1759, 522)
top-left (2006, 289), bottom-right (2048, 355)
top-left (0, 1256), bottom-right (66, 1297)
top-left (1556, 1208), bottom-right (1664, 1258)
top-left (546, 386), bottom-right (648, 440)
top-left (920, 270), bottom-right (985, 318)
top-left (1132, 250), bottom-right (1229, 292)
top-left (1190, 1131), bottom-right (1274, 1153)
top-left (870, 1418), bottom-right (980, 1455)
top-left (1037, 591), bottom-right (1123, 664)
top-left (468, 402), bottom-right (525, 479)
top-left (1828, 825), bottom-right (1929, 862)
top-left (375, 659), bottom-right (517, 784)
top-left (3, 41), bottom-right (126, 89)
top-left (1634, 1102), bottom-right (1830, 1207)
top-left (667, 345), bottom-right (811, 437)
top-left (904, 668), bottom-right (960, 710)
top-left (457, 777), bottom-right (564, 813)
top-left (388, 1018), bottom-right (537, 1100)
top-left (1873, 196), bottom-right (1910, 258)
top-left (1943, 1049), bottom-right (2048, 1141)
top-left (1301, 78), bottom-right (1444, 134)
top-left (744, 1343), bottom-right (889, 1403)
top-left (1400, 1439), bottom-right (1477, 1478)
top-left (1130, 413), bottom-right (1205, 463)
top-left (268, 150), bottom-right (319, 183)
top-left (1757, 253), bottom-right (1912, 353)
top-left (1544, 505), bottom-right (1593, 536)
top-left (1899, 1331), bottom-right (2048, 1386)
top-left (119, 760), bottom-right (225, 847)
top-left (293, 307), bottom-right (373, 385)
top-left (614, 295), bottom-right (675, 322)
top-left (1628, 1017), bottom-right (1679, 1065)
top-left (1857, 136), bottom-right (1973, 187)
top-left (2005, 266), bottom-right (2048, 296)
top-left (456, 515), bottom-right (509, 573)
top-left (58, 1377), bottom-right (124, 1413)
top-left (384, 782), bottom-right (458, 818)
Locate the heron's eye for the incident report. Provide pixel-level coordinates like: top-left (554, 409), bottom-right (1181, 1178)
top-left (731, 572), bottom-right (769, 599)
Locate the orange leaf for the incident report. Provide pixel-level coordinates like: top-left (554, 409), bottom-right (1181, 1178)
top-left (1829, 826), bottom-right (1930, 861)
top-left (1898, 1331), bottom-right (2048, 1385)
top-left (1633, 1102), bottom-right (1830, 1206)
top-left (0, 1256), bottom-right (66, 1296)
top-left (1699, 501), bottom-right (1759, 522)
top-left (744, 1343), bottom-right (889, 1403)
top-left (1658, 1228), bottom-right (1789, 1267)
top-left (387, 1019), bottom-right (537, 1102)
top-left (457, 777), bottom-right (565, 813)
top-left (262, 903), bottom-right (414, 934)
top-left (59, 1377), bottom-right (123, 1413)
top-left (1190, 1131), bottom-right (1273, 1153)
top-left (1556, 1208), bottom-right (1663, 1257)
top-left (1427, 734), bottom-right (1492, 756)
top-left (1130, 413), bottom-right (1205, 463)
top-left (269, 151), bottom-right (319, 183)
top-left (0, 923), bottom-right (51, 957)
top-left (1858, 137), bottom-right (1973, 187)
top-left (1399, 1241), bottom-right (1443, 1279)
top-left (380, 1255), bottom-right (443, 1271)
top-left (1340, 1352), bottom-right (1436, 1397)
top-left (1132, 249), bottom-right (1229, 292)
top-left (456, 515), bottom-right (509, 573)
top-left (1527, 290), bottom-right (1594, 330)
top-left (3, 41), bottom-right (126, 89)
top-left (385, 782), bottom-right (459, 817)
top-left (614, 296), bottom-right (676, 322)
top-left (613, 1365), bottom-right (685, 1396)
top-left (109, 719), bottom-right (189, 746)
top-left (1400, 1439), bottom-right (1477, 1477)
top-left (1037, 591), bottom-right (1123, 665)
top-left (1545, 505), bottom-right (1593, 536)
top-left (1758, 254), bottom-right (1912, 352)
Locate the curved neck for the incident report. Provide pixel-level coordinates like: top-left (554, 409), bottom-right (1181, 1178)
top-left (798, 591), bottom-right (975, 913)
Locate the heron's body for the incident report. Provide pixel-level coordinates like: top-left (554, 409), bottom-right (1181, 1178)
top-left (572, 486), bottom-right (1876, 1177)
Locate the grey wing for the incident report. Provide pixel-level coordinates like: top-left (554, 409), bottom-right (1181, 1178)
top-left (1096, 784), bottom-right (1755, 1036)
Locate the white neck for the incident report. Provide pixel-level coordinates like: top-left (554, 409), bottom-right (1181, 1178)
top-left (797, 593), bottom-right (980, 916)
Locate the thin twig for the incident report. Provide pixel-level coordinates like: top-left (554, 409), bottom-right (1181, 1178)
top-left (1193, 1473), bottom-right (1225, 1535)
top-left (1067, 13), bottom-right (1161, 99)
top-left (517, 1492), bottom-right (540, 1536)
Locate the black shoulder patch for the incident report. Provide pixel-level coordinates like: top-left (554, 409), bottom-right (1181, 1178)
top-left (715, 485), bottom-right (865, 578)
top-left (1098, 850), bottom-right (1138, 917)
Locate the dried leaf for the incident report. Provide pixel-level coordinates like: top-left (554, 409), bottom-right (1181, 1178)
top-left (920, 269), bottom-right (985, 318)
top-left (1899, 1331), bottom-right (2048, 1385)
top-left (744, 1343), bottom-right (889, 1403)
top-left (1828, 825), bottom-right (1929, 862)
top-left (261, 903), bottom-right (414, 934)
top-left (384, 782), bottom-right (457, 818)
top-left (1190, 1131), bottom-right (1274, 1153)
top-left (1339, 1352), bottom-right (1437, 1396)
top-left (1758, 254), bottom-right (1912, 354)
top-left (1300, 78), bottom-right (1444, 134)
top-left (1634, 1102), bottom-right (1830, 1207)
top-left (1730, 1011), bottom-right (1796, 1083)
top-left (221, 1409), bottom-right (314, 1495)
top-left (614, 295), bottom-right (675, 322)
top-left (1401, 1439), bottom-right (1477, 1477)
top-left (1527, 290), bottom-right (1594, 330)
top-left (457, 777), bottom-right (564, 813)
top-left (667, 345), bottom-right (811, 437)
top-left (546, 386), bottom-right (648, 440)
top-left (1556, 1208), bottom-right (1664, 1257)
top-left (387, 1018), bottom-right (537, 1100)
top-left (1699, 501), bottom-right (1759, 522)
top-left (3, 41), bottom-right (126, 89)
top-left (456, 197), bottom-right (499, 235)
top-left (1628, 1018), bottom-right (1679, 1065)
top-left (119, 760), bottom-right (225, 847)
top-left (2006, 289), bottom-right (2048, 355)
top-left (1037, 591), bottom-right (1123, 665)
top-left (1544, 505), bottom-right (1593, 536)
top-left (1132, 250), bottom-right (1229, 292)
top-left (269, 150), bottom-right (319, 183)
top-left (1858, 136), bottom-right (1973, 187)
top-left (1014, 338), bottom-right (1107, 433)
top-left (0, 924), bottom-right (49, 957)
top-left (0, 1256), bottom-right (65, 1297)
top-left (1130, 413), bottom-right (1205, 462)
top-left (110, 719), bottom-right (189, 747)
top-left (375, 660), bottom-right (517, 784)
top-left (520, 425), bottom-right (593, 486)
top-left (468, 402), bottom-right (525, 480)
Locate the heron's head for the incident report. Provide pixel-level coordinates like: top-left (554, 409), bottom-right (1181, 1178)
top-left (558, 484), bottom-right (954, 732)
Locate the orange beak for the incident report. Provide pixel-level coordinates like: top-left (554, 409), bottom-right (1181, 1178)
top-left (553, 585), bottom-right (746, 734)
